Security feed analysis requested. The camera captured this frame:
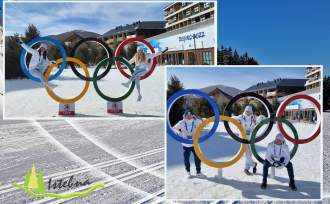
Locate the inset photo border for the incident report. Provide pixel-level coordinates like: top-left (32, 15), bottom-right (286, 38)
top-left (2, 0), bottom-right (217, 119)
top-left (164, 65), bottom-right (323, 201)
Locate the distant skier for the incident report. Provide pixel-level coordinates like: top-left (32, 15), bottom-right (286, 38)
top-left (233, 105), bottom-right (258, 175)
top-left (172, 109), bottom-right (206, 178)
top-left (16, 37), bottom-right (55, 88)
top-left (261, 133), bottom-right (297, 191)
top-left (121, 46), bottom-right (168, 101)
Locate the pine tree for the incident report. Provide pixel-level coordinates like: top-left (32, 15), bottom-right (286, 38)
top-left (233, 50), bottom-right (240, 64)
top-left (194, 98), bottom-right (213, 118)
top-left (5, 34), bottom-right (23, 79)
top-left (75, 44), bottom-right (90, 65)
top-left (217, 45), bottom-right (258, 65)
top-left (167, 75), bottom-right (184, 98)
top-left (167, 75), bottom-right (185, 125)
top-left (24, 24), bottom-right (41, 42)
top-left (5, 24), bottom-right (42, 79)
top-left (324, 76), bottom-right (330, 111)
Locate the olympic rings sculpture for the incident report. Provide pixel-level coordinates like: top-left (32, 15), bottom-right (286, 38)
top-left (167, 89), bottom-right (321, 169)
top-left (19, 36), bottom-right (158, 104)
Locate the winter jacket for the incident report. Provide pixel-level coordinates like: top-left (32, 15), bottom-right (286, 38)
top-left (233, 114), bottom-right (257, 137)
top-left (265, 140), bottom-right (290, 166)
top-left (173, 117), bottom-right (202, 147)
top-left (21, 43), bottom-right (52, 74)
top-left (129, 52), bottom-right (162, 70)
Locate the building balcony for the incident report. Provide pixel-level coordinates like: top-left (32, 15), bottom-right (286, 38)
top-left (164, 3), bottom-right (199, 20)
top-left (305, 78), bottom-right (321, 87)
top-left (165, 7), bottom-right (214, 29)
top-left (305, 67), bottom-right (321, 77)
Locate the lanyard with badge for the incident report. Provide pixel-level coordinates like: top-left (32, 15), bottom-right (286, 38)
top-left (185, 120), bottom-right (195, 140)
top-left (242, 115), bottom-right (254, 135)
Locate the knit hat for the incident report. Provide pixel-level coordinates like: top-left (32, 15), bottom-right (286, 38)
top-left (275, 133), bottom-right (285, 142)
top-left (183, 109), bottom-right (193, 117)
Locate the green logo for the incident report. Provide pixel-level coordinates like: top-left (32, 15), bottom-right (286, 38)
top-left (12, 165), bottom-right (105, 199)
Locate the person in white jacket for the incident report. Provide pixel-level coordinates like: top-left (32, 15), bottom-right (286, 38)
top-left (16, 37), bottom-right (55, 88)
top-left (261, 133), bottom-right (297, 191)
top-left (122, 46), bottom-right (168, 101)
top-left (233, 105), bottom-right (258, 175)
top-left (172, 108), bottom-right (206, 178)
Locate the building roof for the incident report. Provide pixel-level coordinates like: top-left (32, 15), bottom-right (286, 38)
top-left (50, 30), bottom-right (101, 42)
top-left (245, 78), bottom-right (307, 92)
top-left (102, 21), bottom-right (166, 37)
top-left (201, 84), bottom-right (242, 98)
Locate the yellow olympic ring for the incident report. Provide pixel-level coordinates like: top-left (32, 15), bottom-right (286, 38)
top-left (44, 57), bottom-right (90, 104)
top-left (193, 116), bottom-right (248, 169)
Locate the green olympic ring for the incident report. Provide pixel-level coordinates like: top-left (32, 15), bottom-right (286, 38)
top-left (93, 57), bottom-right (135, 102)
top-left (250, 117), bottom-right (299, 164)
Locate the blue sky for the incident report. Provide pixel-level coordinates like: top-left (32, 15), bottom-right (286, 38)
top-left (4, 2), bottom-right (166, 36)
top-left (218, 0), bottom-right (330, 75)
top-left (167, 67), bottom-right (306, 91)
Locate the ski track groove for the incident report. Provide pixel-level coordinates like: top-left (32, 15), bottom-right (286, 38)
top-left (0, 148), bottom-right (164, 194)
top-left (0, 119), bottom-right (165, 204)
top-left (34, 162), bottom-right (164, 204)
top-left (66, 120), bottom-right (164, 179)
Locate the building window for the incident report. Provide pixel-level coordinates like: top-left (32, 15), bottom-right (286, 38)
top-left (173, 16), bottom-right (177, 21)
top-left (186, 10), bottom-right (191, 16)
top-left (202, 51), bottom-right (213, 65)
top-left (204, 2), bottom-right (210, 8)
top-left (182, 2), bottom-right (187, 7)
top-left (194, 7), bottom-right (200, 13)
top-left (172, 54), bottom-right (177, 65)
top-left (178, 53), bottom-right (184, 64)
top-left (188, 52), bottom-right (196, 65)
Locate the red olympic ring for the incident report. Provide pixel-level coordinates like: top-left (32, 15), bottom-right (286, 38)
top-left (277, 94), bottom-right (321, 144)
top-left (114, 37), bottom-right (157, 80)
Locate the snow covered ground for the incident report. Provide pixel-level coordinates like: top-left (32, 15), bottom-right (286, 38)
top-left (4, 66), bottom-right (165, 118)
top-left (1, 63), bottom-right (167, 203)
top-left (166, 120), bottom-right (321, 200)
top-left (0, 119), bottom-right (165, 204)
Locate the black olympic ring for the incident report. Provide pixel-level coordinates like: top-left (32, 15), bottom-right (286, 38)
top-left (69, 37), bottom-right (113, 81)
top-left (223, 92), bottom-right (275, 144)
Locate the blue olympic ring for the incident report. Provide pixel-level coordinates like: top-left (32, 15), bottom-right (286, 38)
top-left (166, 89), bottom-right (220, 144)
top-left (20, 37), bottom-right (67, 82)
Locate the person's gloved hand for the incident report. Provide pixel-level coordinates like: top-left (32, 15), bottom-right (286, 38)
top-left (272, 161), bottom-right (280, 168)
top-left (280, 157), bottom-right (285, 164)
top-left (15, 37), bottom-right (23, 45)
